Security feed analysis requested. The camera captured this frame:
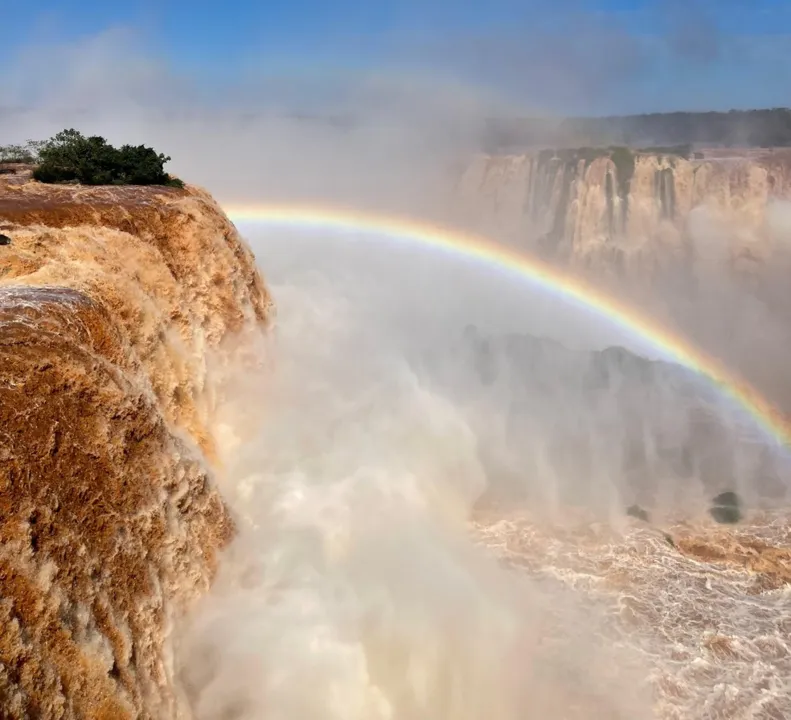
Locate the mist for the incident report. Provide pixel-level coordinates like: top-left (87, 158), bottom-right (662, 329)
top-left (173, 220), bottom-right (790, 717)
top-left (178, 261), bottom-right (656, 719)
top-left (5, 16), bottom-right (791, 719)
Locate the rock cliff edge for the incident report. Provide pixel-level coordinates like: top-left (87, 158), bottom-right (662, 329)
top-left (0, 170), bottom-right (272, 718)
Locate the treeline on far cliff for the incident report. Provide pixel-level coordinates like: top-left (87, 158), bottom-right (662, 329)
top-left (0, 129), bottom-right (183, 187)
top-left (484, 108), bottom-right (791, 151)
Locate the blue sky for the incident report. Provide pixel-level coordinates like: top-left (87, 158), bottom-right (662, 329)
top-left (5, 1), bottom-right (791, 114)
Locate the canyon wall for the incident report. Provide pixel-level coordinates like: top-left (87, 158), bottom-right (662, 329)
top-left (457, 148), bottom-right (791, 278)
top-left (454, 146), bottom-right (791, 421)
top-left (0, 171), bottom-right (271, 718)
top-left (459, 326), bottom-right (788, 517)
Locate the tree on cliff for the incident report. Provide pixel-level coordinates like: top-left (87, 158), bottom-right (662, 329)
top-left (32, 129), bottom-right (184, 187)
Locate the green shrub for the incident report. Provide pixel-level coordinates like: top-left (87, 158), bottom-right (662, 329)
top-left (31, 129), bottom-right (183, 187)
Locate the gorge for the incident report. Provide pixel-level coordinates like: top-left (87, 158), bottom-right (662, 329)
top-left (2, 117), bottom-right (791, 718)
top-left (457, 146), bottom-right (791, 273)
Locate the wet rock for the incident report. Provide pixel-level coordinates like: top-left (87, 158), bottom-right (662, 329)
top-left (712, 491), bottom-right (740, 507)
top-left (626, 504), bottom-right (650, 522)
top-left (709, 490), bottom-right (742, 524)
top-left (0, 178), bottom-right (271, 717)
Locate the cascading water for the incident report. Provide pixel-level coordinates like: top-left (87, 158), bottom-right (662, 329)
top-left (178, 225), bottom-right (791, 720)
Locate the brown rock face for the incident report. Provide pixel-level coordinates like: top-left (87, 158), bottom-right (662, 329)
top-left (456, 148), bottom-right (791, 276)
top-left (0, 177), bottom-right (271, 718)
top-left (454, 148), bottom-right (791, 411)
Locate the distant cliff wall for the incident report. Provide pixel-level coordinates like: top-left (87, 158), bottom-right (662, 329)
top-left (458, 326), bottom-right (789, 517)
top-left (457, 148), bottom-right (791, 277)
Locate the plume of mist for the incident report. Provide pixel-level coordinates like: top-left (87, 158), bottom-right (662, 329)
top-left (765, 199), bottom-right (791, 250)
top-left (178, 268), bottom-right (656, 719)
top-left (632, 200), bottom-right (791, 413)
top-left (177, 223), bottom-right (790, 718)
top-left (0, 27), bottom-right (497, 221)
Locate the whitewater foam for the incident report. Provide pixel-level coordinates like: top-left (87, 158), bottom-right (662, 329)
top-left (178, 225), bottom-right (791, 719)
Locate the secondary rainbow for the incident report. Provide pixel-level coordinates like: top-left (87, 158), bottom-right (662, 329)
top-left (225, 202), bottom-right (791, 448)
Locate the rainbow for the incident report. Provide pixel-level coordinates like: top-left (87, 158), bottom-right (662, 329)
top-left (225, 203), bottom-right (791, 448)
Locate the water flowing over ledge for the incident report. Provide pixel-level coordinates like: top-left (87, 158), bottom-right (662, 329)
top-left (0, 172), bottom-right (272, 718)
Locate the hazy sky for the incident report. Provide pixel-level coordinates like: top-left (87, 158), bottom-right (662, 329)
top-left (4, 0), bottom-right (791, 115)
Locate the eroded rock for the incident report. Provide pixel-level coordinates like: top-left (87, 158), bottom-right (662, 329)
top-left (0, 178), bottom-right (272, 717)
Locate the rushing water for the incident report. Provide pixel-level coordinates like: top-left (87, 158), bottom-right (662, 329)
top-left (475, 511), bottom-right (791, 719)
top-left (180, 227), bottom-right (791, 719)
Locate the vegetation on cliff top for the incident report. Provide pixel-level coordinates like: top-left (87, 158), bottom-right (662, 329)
top-left (609, 147), bottom-right (635, 199)
top-left (486, 107), bottom-right (791, 150)
top-left (537, 146), bottom-right (638, 199)
top-left (1, 129), bottom-right (183, 187)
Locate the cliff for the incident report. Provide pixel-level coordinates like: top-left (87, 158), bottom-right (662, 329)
top-left (457, 147), bottom-right (791, 277)
top-left (0, 170), bottom-right (272, 718)
top-left (459, 326), bottom-right (787, 515)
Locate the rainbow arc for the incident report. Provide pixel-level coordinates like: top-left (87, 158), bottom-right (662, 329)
top-left (225, 203), bottom-right (791, 449)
